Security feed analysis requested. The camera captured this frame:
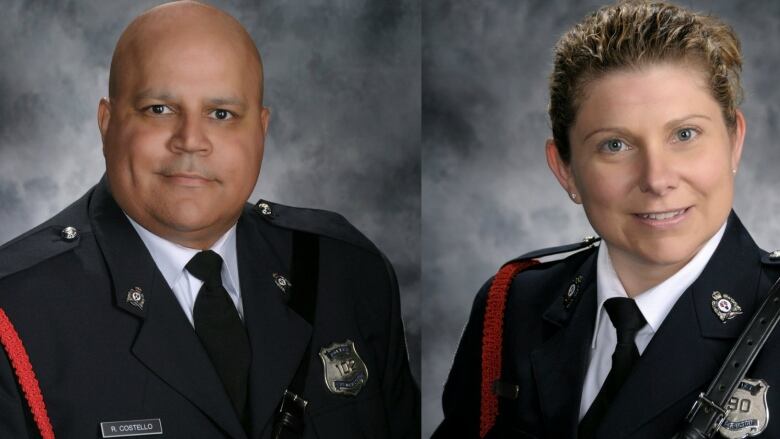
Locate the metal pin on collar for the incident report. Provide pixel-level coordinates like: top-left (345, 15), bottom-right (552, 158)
top-left (273, 273), bottom-right (291, 294)
top-left (126, 287), bottom-right (145, 310)
top-left (711, 291), bottom-right (742, 323)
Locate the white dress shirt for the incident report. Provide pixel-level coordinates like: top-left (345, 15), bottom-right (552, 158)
top-left (127, 216), bottom-right (244, 326)
top-left (578, 221), bottom-right (727, 419)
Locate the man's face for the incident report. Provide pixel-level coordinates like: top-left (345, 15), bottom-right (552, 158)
top-left (99, 29), bottom-right (269, 248)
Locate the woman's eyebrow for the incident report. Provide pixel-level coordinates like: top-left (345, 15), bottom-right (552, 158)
top-left (582, 114), bottom-right (713, 142)
top-left (664, 114), bottom-right (711, 129)
top-left (582, 126), bottom-right (632, 143)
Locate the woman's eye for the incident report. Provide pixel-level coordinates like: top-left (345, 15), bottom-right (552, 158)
top-left (600, 138), bottom-right (629, 153)
top-left (675, 127), bottom-right (698, 142)
top-left (209, 109), bottom-right (234, 120)
top-left (146, 105), bottom-right (172, 115)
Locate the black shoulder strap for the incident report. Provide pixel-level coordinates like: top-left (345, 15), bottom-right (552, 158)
top-left (289, 231), bottom-right (319, 325)
top-left (674, 276), bottom-right (780, 438)
top-left (511, 236), bottom-right (600, 261)
top-left (272, 231), bottom-right (319, 439)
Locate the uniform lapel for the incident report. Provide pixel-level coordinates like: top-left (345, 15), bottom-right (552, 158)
top-left (599, 213), bottom-right (763, 437)
top-left (236, 210), bottom-right (313, 437)
top-left (530, 250), bottom-right (598, 438)
top-left (89, 179), bottom-right (247, 439)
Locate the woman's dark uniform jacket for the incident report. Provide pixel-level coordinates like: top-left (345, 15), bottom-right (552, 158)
top-left (0, 179), bottom-right (419, 438)
top-left (435, 212), bottom-right (780, 438)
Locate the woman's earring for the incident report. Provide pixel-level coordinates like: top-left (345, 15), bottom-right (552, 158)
top-left (570, 193), bottom-right (577, 201)
top-left (732, 168), bottom-right (737, 175)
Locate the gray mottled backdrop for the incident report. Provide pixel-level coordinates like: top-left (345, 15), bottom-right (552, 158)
top-left (422, 0), bottom-right (780, 435)
top-left (0, 0), bottom-right (420, 382)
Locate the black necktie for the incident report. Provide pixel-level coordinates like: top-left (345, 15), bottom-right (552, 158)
top-left (579, 297), bottom-right (647, 438)
top-left (186, 250), bottom-right (251, 422)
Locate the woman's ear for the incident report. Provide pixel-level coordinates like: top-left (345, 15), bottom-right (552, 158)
top-left (731, 109), bottom-right (746, 173)
top-left (546, 139), bottom-right (580, 203)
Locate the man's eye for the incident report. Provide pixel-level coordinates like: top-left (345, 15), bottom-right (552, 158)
top-left (209, 109), bottom-right (234, 120)
top-left (146, 105), bottom-right (172, 115)
top-left (675, 127), bottom-right (698, 142)
top-left (599, 138), bottom-right (630, 153)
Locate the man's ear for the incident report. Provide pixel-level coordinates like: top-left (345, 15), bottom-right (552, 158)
top-left (260, 106), bottom-right (270, 136)
top-left (97, 98), bottom-right (111, 156)
top-left (545, 138), bottom-right (580, 203)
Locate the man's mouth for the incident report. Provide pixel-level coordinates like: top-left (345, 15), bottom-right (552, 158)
top-left (166, 172), bottom-right (210, 180)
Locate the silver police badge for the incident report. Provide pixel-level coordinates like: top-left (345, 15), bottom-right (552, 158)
top-left (711, 291), bottom-right (742, 323)
top-left (126, 287), bottom-right (145, 310)
top-left (319, 340), bottom-right (368, 396)
top-left (719, 378), bottom-right (770, 438)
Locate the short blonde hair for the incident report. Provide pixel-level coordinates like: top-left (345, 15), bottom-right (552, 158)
top-left (549, 0), bottom-right (742, 162)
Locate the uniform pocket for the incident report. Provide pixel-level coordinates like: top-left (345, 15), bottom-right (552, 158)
top-left (308, 391), bottom-right (387, 439)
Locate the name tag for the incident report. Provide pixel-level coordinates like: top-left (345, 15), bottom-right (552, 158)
top-left (100, 418), bottom-right (163, 437)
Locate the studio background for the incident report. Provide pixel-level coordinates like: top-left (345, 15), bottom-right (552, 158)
top-left (422, 0), bottom-right (780, 435)
top-left (0, 0), bottom-right (420, 383)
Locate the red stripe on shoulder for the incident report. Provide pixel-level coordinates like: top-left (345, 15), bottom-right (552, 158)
top-left (0, 308), bottom-right (55, 439)
top-left (479, 259), bottom-right (539, 438)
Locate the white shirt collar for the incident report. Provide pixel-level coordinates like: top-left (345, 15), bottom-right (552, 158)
top-left (125, 215), bottom-right (241, 296)
top-left (592, 220), bottom-right (727, 347)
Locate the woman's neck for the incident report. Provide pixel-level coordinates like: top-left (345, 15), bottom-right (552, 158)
top-left (608, 247), bottom-right (696, 298)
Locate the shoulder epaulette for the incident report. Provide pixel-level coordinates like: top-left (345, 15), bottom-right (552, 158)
top-left (479, 236), bottom-right (600, 438)
top-left (509, 235), bottom-right (601, 263)
top-left (762, 249), bottom-right (780, 266)
top-left (0, 190), bottom-right (92, 280)
top-left (250, 199), bottom-right (379, 255)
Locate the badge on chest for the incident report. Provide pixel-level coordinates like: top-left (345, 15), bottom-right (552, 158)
top-left (319, 339), bottom-right (368, 396)
top-left (718, 378), bottom-right (770, 438)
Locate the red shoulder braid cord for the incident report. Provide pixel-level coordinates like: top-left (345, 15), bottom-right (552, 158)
top-left (479, 259), bottom-right (539, 438)
top-left (0, 308), bottom-right (55, 439)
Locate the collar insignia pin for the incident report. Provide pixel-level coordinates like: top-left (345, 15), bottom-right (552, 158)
top-left (563, 275), bottom-right (584, 309)
top-left (711, 291), bottom-right (742, 323)
top-left (273, 273), bottom-right (292, 294)
top-left (718, 377), bottom-right (770, 438)
top-left (319, 340), bottom-right (368, 396)
top-left (126, 287), bottom-right (145, 310)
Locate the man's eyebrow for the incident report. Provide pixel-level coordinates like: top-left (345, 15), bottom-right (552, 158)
top-left (205, 97), bottom-right (247, 108)
top-left (132, 92), bottom-right (247, 109)
top-left (133, 90), bottom-right (176, 102)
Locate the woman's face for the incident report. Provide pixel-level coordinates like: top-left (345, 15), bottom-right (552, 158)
top-left (548, 62), bottom-right (745, 273)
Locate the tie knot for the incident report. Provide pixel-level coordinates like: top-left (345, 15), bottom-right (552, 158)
top-left (186, 250), bottom-right (224, 287)
top-left (604, 297), bottom-right (646, 344)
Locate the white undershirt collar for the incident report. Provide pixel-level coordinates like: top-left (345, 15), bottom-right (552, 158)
top-left (592, 220), bottom-right (728, 349)
top-left (126, 215), bottom-right (243, 325)
top-left (579, 220), bottom-right (727, 419)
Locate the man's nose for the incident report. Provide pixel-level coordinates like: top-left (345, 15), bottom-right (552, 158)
top-left (169, 113), bottom-right (212, 154)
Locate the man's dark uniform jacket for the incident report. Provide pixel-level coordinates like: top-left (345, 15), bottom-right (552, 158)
top-left (434, 213), bottom-right (780, 438)
top-left (0, 179), bottom-right (419, 438)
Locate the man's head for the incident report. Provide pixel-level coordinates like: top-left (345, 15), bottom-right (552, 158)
top-left (98, 0), bottom-right (270, 249)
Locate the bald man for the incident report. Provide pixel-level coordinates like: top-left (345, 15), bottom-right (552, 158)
top-left (0, 2), bottom-right (419, 438)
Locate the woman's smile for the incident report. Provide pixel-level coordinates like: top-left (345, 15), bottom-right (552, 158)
top-left (632, 206), bottom-right (691, 228)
